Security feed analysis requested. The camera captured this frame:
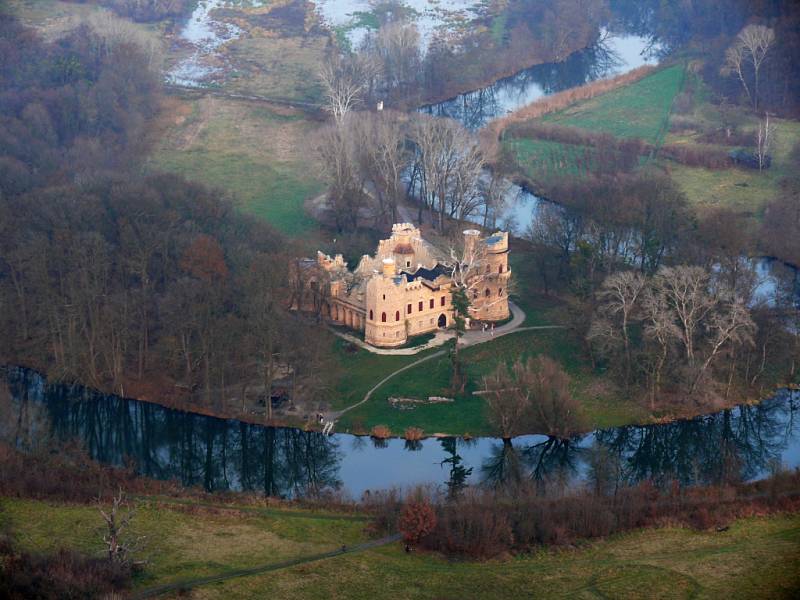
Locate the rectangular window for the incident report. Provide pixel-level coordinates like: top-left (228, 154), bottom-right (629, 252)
top-left (418, 301), bottom-right (423, 312)
top-left (440, 296), bottom-right (445, 306)
top-left (407, 304), bottom-right (412, 315)
top-left (429, 298), bottom-right (434, 309)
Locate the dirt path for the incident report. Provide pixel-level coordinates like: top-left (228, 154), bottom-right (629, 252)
top-left (330, 302), bottom-right (567, 420)
top-left (165, 84), bottom-right (322, 112)
top-left (332, 349), bottom-right (449, 420)
top-left (132, 533), bottom-right (402, 599)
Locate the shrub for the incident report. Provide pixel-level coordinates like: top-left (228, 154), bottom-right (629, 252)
top-left (399, 499), bottom-right (437, 545)
top-left (403, 427), bottom-right (424, 441)
top-left (0, 548), bottom-right (132, 599)
top-left (370, 425), bottom-right (392, 439)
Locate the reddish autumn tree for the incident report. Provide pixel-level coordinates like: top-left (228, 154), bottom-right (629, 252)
top-left (179, 234), bottom-right (229, 282)
top-left (398, 499), bottom-right (437, 545)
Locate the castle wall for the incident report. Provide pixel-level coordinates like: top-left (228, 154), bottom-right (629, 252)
top-left (308, 224), bottom-right (509, 348)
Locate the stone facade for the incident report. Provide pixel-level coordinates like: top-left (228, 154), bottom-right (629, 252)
top-left (297, 223), bottom-right (510, 348)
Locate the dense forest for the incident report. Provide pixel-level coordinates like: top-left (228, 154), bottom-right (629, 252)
top-left (0, 15), bottom-right (329, 414)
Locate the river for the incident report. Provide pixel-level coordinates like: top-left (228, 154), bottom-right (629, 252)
top-left (3, 367), bottom-right (798, 499)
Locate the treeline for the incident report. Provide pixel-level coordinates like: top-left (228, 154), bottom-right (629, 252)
top-left (317, 109), bottom-right (508, 232)
top-left (505, 121), bottom-right (734, 172)
top-left (0, 15), bottom-right (159, 197)
top-left (0, 16), bottom-right (331, 415)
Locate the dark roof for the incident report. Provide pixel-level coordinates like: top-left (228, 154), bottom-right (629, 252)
top-left (394, 243), bottom-right (415, 254)
top-left (485, 235), bottom-right (503, 245)
top-left (402, 263), bottom-right (450, 283)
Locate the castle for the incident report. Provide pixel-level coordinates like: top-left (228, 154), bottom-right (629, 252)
top-left (295, 224), bottom-right (510, 348)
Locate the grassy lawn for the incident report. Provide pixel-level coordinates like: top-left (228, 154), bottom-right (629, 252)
top-left (0, 496), bottom-right (368, 590)
top-left (334, 309), bottom-right (644, 438)
top-left (4, 495), bottom-right (799, 598)
top-left (149, 96), bottom-right (325, 237)
top-left (189, 513), bottom-right (800, 599)
top-left (663, 112), bottom-right (800, 214)
top-left (221, 34), bottom-right (328, 103)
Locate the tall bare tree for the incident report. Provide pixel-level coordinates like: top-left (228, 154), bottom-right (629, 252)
top-left (755, 112), bottom-right (774, 171)
top-left (723, 25), bottom-right (775, 111)
top-left (318, 54), bottom-right (378, 124)
top-left (588, 270), bottom-right (647, 385)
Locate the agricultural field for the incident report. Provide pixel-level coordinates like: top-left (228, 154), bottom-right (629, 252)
top-left (541, 64), bottom-right (686, 143)
top-left (149, 96), bottom-right (325, 237)
top-left (2, 495), bottom-right (799, 599)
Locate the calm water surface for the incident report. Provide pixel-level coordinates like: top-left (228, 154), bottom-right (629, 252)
top-left (2, 367), bottom-right (798, 499)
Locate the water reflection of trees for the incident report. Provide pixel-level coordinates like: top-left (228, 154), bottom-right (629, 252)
top-left (5, 369), bottom-right (341, 498)
top-left (480, 391), bottom-right (799, 491)
top-left (422, 37), bottom-right (624, 130)
top-left (5, 368), bottom-right (799, 498)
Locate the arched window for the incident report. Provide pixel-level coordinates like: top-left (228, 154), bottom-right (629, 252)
top-left (498, 264), bottom-right (504, 274)
top-left (440, 296), bottom-right (445, 306)
top-left (382, 294), bottom-right (386, 300)
top-left (485, 288), bottom-right (491, 297)
top-left (369, 309), bottom-right (374, 320)
top-left (395, 311), bottom-right (400, 321)
top-left (429, 298), bottom-right (434, 309)
top-left (381, 312), bottom-right (387, 322)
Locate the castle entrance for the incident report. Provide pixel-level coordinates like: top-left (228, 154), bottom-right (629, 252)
top-left (437, 314), bottom-right (447, 328)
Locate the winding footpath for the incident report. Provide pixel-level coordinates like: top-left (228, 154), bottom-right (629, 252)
top-left (331, 302), bottom-right (565, 419)
top-left (133, 533), bottom-right (402, 599)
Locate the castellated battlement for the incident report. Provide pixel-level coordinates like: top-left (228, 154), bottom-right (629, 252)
top-left (297, 224), bottom-right (510, 348)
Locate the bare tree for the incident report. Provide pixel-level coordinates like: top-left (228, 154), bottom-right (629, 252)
top-left (88, 11), bottom-right (163, 72)
top-left (653, 266), bottom-right (717, 365)
top-left (640, 284), bottom-right (681, 409)
top-left (482, 362), bottom-right (529, 439)
top-left (691, 295), bottom-right (755, 393)
top-left (316, 115), bottom-right (368, 231)
top-left (318, 54), bottom-right (378, 124)
top-left (410, 115), bottom-right (484, 230)
top-left (755, 112), bottom-right (774, 171)
top-left (479, 170), bottom-right (511, 229)
top-left (723, 25), bottom-right (775, 111)
top-left (363, 21), bottom-right (421, 98)
top-left (97, 488), bottom-right (144, 566)
top-left (356, 111), bottom-right (410, 225)
top-left (588, 270), bottom-right (647, 385)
